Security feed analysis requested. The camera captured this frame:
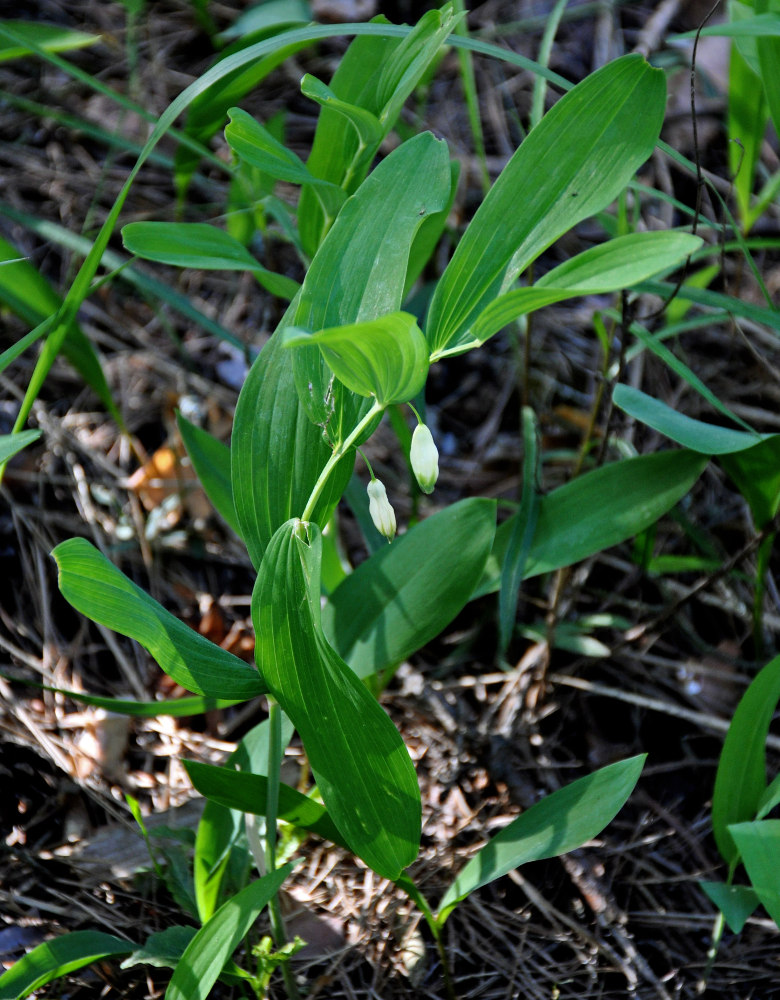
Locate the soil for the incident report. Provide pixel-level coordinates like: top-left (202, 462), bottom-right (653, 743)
top-left (2, 1), bottom-right (780, 998)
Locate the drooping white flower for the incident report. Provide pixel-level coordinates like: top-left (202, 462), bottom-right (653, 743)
top-left (367, 478), bottom-right (396, 542)
top-left (410, 423), bottom-right (439, 494)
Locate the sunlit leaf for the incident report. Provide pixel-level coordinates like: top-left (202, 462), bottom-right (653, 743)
top-left (166, 866), bottom-right (295, 1000)
top-left (426, 54), bottom-right (666, 354)
top-left (436, 755), bottom-right (645, 925)
top-left (53, 538), bottom-right (266, 701)
top-left (253, 519), bottom-right (420, 879)
top-left (285, 312), bottom-right (429, 406)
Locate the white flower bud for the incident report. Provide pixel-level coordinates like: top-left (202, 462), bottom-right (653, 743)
top-left (410, 423), bottom-right (439, 494)
top-left (367, 478), bottom-right (396, 542)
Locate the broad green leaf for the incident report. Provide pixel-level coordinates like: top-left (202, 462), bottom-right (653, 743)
top-left (186, 760), bottom-right (348, 849)
top-left (0, 19), bottom-right (564, 472)
top-left (536, 232), bottom-right (701, 291)
top-left (0, 21), bottom-right (98, 62)
top-left (301, 74), bottom-right (383, 152)
top-left (298, 6), bottom-right (458, 254)
top-left (404, 158), bottom-right (460, 298)
top-left (176, 413), bottom-right (240, 536)
top-left (225, 106), bottom-right (317, 185)
top-left (700, 881), bottom-right (760, 933)
top-left (53, 538), bottom-right (266, 701)
top-left (426, 54), bottom-right (666, 354)
top-left (285, 312), bottom-right (429, 406)
top-left (121, 222), bottom-right (299, 300)
top-left (720, 435), bottom-right (780, 528)
top-left (0, 931), bottom-right (131, 1000)
top-left (473, 450), bottom-right (708, 597)
top-left (0, 430), bottom-right (41, 464)
top-left (253, 520), bottom-right (420, 879)
top-left (729, 821), bottom-right (780, 926)
top-left (712, 654), bottom-right (780, 864)
top-left (523, 450), bottom-right (708, 579)
top-left (231, 329), bottom-right (354, 568)
top-left (436, 755), bottom-right (646, 925)
top-left (225, 106), bottom-right (345, 225)
top-left (613, 385), bottom-right (766, 454)
top-left (322, 498), bottom-right (496, 679)
top-left (121, 926), bottom-right (196, 971)
top-left (499, 407), bottom-right (539, 653)
top-left (166, 865), bottom-right (295, 1000)
top-left (291, 132), bottom-right (450, 445)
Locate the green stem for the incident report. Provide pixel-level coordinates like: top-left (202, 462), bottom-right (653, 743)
top-left (301, 399), bottom-right (384, 522)
top-left (264, 699), bottom-right (300, 1000)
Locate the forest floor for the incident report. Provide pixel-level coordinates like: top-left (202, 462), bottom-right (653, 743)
top-left (1, 1), bottom-right (780, 997)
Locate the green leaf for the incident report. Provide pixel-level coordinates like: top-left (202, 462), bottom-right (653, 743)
top-left (121, 222), bottom-right (299, 300)
top-left (298, 7), bottom-right (458, 254)
top-left (712, 654), bottom-right (780, 865)
top-left (231, 329), bottom-right (354, 568)
top-left (0, 931), bottom-right (132, 1000)
top-left (52, 538), bottom-right (266, 701)
top-left (436, 755), bottom-right (645, 925)
top-left (474, 450), bottom-right (708, 597)
top-left (166, 866), bottom-right (295, 1000)
top-left (729, 821), bottom-right (780, 926)
top-left (253, 520), bottom-right (420, 879)
top-left (176, 413), bottom-right (240, 536)
top-left (174, 26), bottom-right (315, 195)
top-left (700, 881), bottom-right (760, 933)
top-left (613, 385), bottom-right (766, 454)
top-left (0, 21), bottom-right (99, 62)
top-left (322, 498), bottom-right (497, 680)
top-left (426, 54), bottom-right (666, 354)
top-left (186, 760), bottom-right (348, 849)
top-left (301, 74), bottom-right (383, 151)
top-left (121, 925), bottom-right (196, 972)
top-left (0, 430), bottom-right (41, 464)
top-left (291, 131), bottom-right (450, 445)
top-left (523, 450), bottom-right (708, 579)
top-left (285, 312), bottom-right (429, 407)
top-left (721, 429), bottom-right (780, 529)
top-left (536, 232), bottom-right (702, 291)
top-left (225, 106), bottom-right (346, 223)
